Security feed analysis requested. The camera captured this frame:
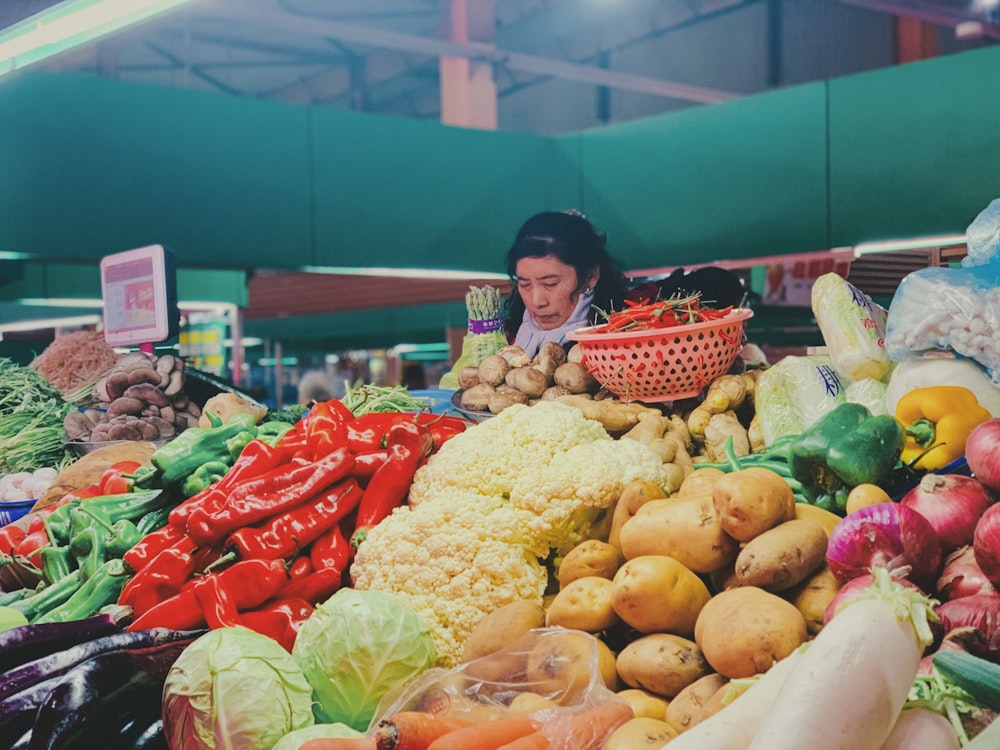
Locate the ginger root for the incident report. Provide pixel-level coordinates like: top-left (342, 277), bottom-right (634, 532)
top-left (702, 411), bottom-right (751, 463)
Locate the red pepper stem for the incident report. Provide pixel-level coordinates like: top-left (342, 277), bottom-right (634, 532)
top-left (202, 549), bottom-right (239, 574)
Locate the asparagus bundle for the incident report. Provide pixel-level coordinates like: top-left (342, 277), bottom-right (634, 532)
top-left (439, 285), bottom-right (508, 389)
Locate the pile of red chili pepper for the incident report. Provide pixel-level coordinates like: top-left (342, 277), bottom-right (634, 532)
top-left (598, 293), bottom-right (734, 333)
top-left (117, 399), bottom-right (471, 651)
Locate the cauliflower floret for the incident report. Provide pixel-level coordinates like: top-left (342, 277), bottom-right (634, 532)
top-left (512, 438), bottom-right (677, 556)
top-left (351, 496), bottom-right (548, 669)
top-left (409, 402), bottom-right (610, 503)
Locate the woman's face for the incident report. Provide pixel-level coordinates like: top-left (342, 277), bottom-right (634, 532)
top-left (515, 254), bottom-right (597, 331)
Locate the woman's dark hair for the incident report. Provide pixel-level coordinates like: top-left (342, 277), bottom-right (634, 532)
top-left (504, 211), bottom-right (628, 335)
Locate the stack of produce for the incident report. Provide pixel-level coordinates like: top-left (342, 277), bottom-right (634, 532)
top-left (0, 359), bottom-right (74, 476)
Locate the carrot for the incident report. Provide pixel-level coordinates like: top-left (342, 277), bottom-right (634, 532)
top-left (374, 711), bottom-right (477, 750)
top-left (300, 737), bottom-right (377, 750)
top-left (496, 731), bottom-right (551, 750)
top-left (547, 699), bottom-right (634, 750)
top-left (426, 714), bottom-right (541, 750)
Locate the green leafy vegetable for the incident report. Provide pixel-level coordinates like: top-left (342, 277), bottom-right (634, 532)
top-left (0, 358), bottom-right (74, 473)
top-left (162, 626), bottom-right (314, 750)
top-left (291, 588), bottom-right (436, 731)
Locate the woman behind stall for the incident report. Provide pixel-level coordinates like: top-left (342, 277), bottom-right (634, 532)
top-left (504, 210), bottom-right (629, 358)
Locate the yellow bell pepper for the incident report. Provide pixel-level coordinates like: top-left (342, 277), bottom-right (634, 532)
top-left (896, 385), bottom-right (992, 470)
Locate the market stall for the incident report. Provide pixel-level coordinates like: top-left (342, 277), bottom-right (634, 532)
top-left (1, 202), bottom-right (1000, 749)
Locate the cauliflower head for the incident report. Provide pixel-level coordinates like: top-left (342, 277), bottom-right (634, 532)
top-left (409, 401), bottom-right (610, 504)
top-left (512, 437), bottom-right (677, 556)
top-left (351, 495), bottom-right (548, 669)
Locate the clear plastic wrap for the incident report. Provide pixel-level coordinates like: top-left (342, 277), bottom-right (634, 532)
top-left (884, 262), bottom-right (1000, 385)
top-left (844, 377), bottom-right (889, 416)
top-left (754, 355), bottom-right (846, 446)
top-left (811, 272), bottom-right (891, 382)
top-left (369, 627), bottom-right (631, 750)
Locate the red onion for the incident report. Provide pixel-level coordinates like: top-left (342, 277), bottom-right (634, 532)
top-left (974, 502), bottom-right (1000, 588)
top-left (967, 418), bottom-right (1000, 494)
top-left (823, 571), bottom-right (922, 625)
top-left (900, 473), bottom-right (993, 553)
top-left (826, 502), bottom-right (943, 587)
top-left (935, 592), bottom-right (1000, 661)
top-left (937, 545), bottom-right (997, 601)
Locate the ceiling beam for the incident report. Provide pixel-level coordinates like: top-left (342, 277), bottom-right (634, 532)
top-left (199, 0), bottom-right (738, 104)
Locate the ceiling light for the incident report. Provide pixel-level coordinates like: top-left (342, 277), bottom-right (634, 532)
top-left (853, 234), bottom-right (967, 257)
top-left (0, 0), bottom-right (196, 77)
top-left (300, 266), bottom-right (508, 281)
top-left (0, 313), bottom-right (102, 335)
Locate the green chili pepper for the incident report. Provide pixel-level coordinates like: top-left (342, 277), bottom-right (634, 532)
top-left (44, 500), bottom-right (81, 546)
top-left (39, 544), bottom-right (75, 585)
top-left (255, 420), bottom-right (295, 446)
top-left (10, 570), bottom-right (82, 622)
top-left (34, 558), bottom-right (130, 624)
top-left (151, 412), bottom-right (258, 487)
top-left (135, 505), bottom-right (172, 536)
top-left (84, 489), bottom-right (167, 524)
top-left (69, 525), bottom-right (106, 581)
top-left (787, 402), bottom-right (904, 510)
top-left (181, 461), bottom-right (232, 498)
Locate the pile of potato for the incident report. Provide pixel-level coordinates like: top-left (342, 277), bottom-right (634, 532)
top-left (460, 468), bottom-right (842, 748)
top-left (457, 342), bottom-right (603, 414)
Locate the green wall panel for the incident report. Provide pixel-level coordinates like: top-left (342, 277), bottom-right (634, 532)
top-left (567, 82), bottom-right (829, 272)
top-left (0, 72), bottom-right (313, 268)
top-left (310, 109), bottom-right (578, 274)
top-left (828, 45), bottom-right (1000, 245)
top-left (242, 301), bottom-right (468, 351)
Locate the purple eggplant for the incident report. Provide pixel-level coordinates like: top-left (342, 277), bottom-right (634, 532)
top-left (0, 627), bottom-right (203, 702)
top-left (0, 672), bottom-right (71, 746)
top-left (26, 637), bottom-right (194, 750)
top-left (0, 607), bottom-right (129, 674)
top-left (131, 719), bottom-right (167, 750)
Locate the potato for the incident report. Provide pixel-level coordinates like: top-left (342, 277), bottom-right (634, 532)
top-left (603, 717), bottom-right (677, 749)
top-left (558, 540), bottom-right (622, 588)
top-left (545, 576), bottom-right (619, 633)
top-left (619, 496), bottom-right (739, 574)
top-left (692, 682), bottom-right (734, 725)
top-left (524, 630), bottom-right (618, 700)
top-left (478, 354), bottom-right (510, 386)
top-left (462, 600), bottom-right (545, 663)
top-left (677, 467), bottom-right (726, 498)
top-left (793, 502), bottom-right (842, 539)
top-left (694, 586), bottom-right (808, 679)
top-left (734, 518), bottom-right (828, 591)
top-left (786, 564), bottom-right (841, 635)
top-left (612, 555), bottom-right (711, 636)
top-left (664, 672), bottom-right (728, 733)
top-left (508, 692), bottom-right (559, 712)
top-left (616, 688), bottom-right (670, 721)
top-left (504, 365), bottom-right (550, 398)
top-left (608, 479), bottom-right (668, 552)
top-left (711, 467), bottom-right (796, 543)
top-left (616, 633), bottom-right (710, 698)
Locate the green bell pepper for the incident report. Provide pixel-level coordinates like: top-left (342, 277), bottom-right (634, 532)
top-left (151, 411), bottom-right (259, 487)
top-left (787, 402), bottom-right (904, 513)
top-left (34, 558), bottom-right (130, 624)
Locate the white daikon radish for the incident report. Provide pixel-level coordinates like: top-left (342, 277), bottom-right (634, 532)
top-left (747, 567), bottom-right (936, 750)
top-left (655, 647), bottom-right (806, 750)
top-left (880, 708), bottom-right (960, 750)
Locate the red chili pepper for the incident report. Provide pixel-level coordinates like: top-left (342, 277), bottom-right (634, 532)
top-left (191, 573), bottom-right (243, 629)
top-left (118, 536), bottom-right (223, 617)
top-left (417, 414), bottom-right (472, 451)
top-left (288, 556), bottom-right (313, 580)
top-left (185, 447), bottom-right (355, 547)
top-left (349, 421), bottom-right (432, 550)
top-left (309, 522), bottom-right (352, 573)
top-left (279, 566), bottom-right (344, 605)
top-left (126, 558), bottom-right (290, 632)
top-left (98, 460), bottom-right (143, 495)
top-left (225, 478), bottom-right (363, 561)
top-left (240, 596), bottom-right (314, 652)
top-left (14, 525), bottom-right (49, 569)
top-left (302, 401), bottom-right (348, 456)
top-left (121, 523), bottom-right (187, 573)
top-left (169, 438), bottom-right (287, 528)
top-left (351, 450), bottom-right (389, 482)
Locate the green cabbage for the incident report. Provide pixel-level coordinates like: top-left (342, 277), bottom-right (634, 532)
top-left (272, 723), bottom-right (362, 750)
top-left (162, 626), bottom-right (314, 750)
top-left (291, 588), bottom-right (436, 731)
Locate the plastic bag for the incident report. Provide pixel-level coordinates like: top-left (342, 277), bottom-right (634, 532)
top-left (369, 627), bottom-right (631, 750)
top-left (754, 355), bottom-right (846, 446)
top-left (963, 197), bottom-right (1000, 268)
top-left (811, 272), bottom-right (891, 382)
top-left (884, 262), bottom-right (1000, 385)
top-left (844, 377), bottom-right (889, 416)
